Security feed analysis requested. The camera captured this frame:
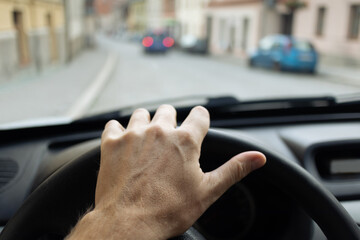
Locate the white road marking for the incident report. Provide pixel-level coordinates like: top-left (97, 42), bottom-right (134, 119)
top-left (65, 53), bottom-right (118, 119)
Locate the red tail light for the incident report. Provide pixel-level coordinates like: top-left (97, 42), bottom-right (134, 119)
top-left (162, 37), bottom-right (174, 48)
top-left (142, 37), bottom-right (154, 47)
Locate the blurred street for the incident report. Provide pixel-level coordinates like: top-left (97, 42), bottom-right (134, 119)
top-left (1, 0), bottom-right (360, 127)
top-left (87, 35), bottom-right (360, 116)
top-left (1, 34), bottom-right (360, 127)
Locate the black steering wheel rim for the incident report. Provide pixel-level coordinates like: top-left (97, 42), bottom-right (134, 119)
top-left (1, 129), bottom-right (359, 240)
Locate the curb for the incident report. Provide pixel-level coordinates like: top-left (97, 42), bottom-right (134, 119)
top-left (65, 52), bottom-right (118, 119)
top-left (318, 67), bottom-right (360, 88)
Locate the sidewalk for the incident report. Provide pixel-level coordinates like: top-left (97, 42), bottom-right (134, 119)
top-left (211, 54), bottom-right (360, 87)
top-left (318, 64), bottom-right (360, 87)
top-left (0, 47), bottom-right (117, 127)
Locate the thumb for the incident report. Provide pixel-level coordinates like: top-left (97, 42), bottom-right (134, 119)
top-left (203, 151), bottom-right (266, 203)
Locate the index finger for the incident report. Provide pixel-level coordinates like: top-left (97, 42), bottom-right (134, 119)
top-left (179, 106), bottom-right (210, 145)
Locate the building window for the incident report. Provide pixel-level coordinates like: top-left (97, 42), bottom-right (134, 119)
top-left (241, 17), bottom-right (249, 50)
top-left (315, 7), bottom-right (326, 36)
top-left (348, 5), bottom-right (360, 39)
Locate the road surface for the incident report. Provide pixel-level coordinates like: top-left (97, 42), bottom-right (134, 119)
top-left (88, 35), bottom-right (360, 115)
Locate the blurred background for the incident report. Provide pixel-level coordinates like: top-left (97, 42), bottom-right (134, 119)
top-left (0, 0), bottom-right (360, 126)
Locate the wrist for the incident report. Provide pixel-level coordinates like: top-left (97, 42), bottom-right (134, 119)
top-left (66, 207), bottom-right (165, 240)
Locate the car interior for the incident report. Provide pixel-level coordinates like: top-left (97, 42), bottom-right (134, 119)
top-left (1, 96), bottom-right (360, 239)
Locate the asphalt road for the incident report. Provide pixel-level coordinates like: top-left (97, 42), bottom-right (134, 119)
top-left (88, 35), bottom-right (360, 115)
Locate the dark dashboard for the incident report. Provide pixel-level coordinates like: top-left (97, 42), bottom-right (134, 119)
top-left (1, 103), bottom-right (360, 239)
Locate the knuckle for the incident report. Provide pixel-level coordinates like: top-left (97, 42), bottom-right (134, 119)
top-left (122, 130), bottom-right (141, 142)
top-left (104, 120), bottom-right (119, 131)
top-left (177, 129), bottom-right (196, 145)
top-left (146, 124), bottom-right (165, 137)
top-left (102, 129), bottom-right (140, 149)
top-left (133, 108), bottom-right (149, 116)
top-left (193, 105), bottom-right (209, 117)
top-left (101, 134), bottom-right (119, 149)
top-left (159, 104), bottom-right (175, 111)
top-left (157, 104), bottom-right (176, 117)
top-left (104, 120), bottom-right (115, 128)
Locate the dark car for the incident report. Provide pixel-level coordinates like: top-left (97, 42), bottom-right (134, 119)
top-left (249, 34), bottom-right (318, 73)
top-left (142, 31), bottom-right (174, 53)
top-left (180, 35), bottom-right (208, 54)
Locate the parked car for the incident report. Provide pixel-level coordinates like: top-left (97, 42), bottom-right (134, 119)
top-left (142, 31), bottom-right (174, 53)
top-left (248, 35), bottom-right (318, 73)
top-left (180, 35), bottom-right (208, 54)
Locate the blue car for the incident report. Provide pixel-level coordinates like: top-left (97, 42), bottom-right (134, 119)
top-left (249, 35), bottom-right (318, 73)
top-left (142, 31), bottom-right (174, 53)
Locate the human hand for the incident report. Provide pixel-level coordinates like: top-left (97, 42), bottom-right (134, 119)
top-left (66, 105), bottom-right (266, 240)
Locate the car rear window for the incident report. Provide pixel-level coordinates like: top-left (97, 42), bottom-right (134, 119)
top-left (293, 40), bottom-right (314, 51)
top-left (148, 33), bottom-right (167, 40)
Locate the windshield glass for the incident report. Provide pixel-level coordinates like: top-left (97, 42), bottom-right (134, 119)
top-left (0, 0), bottom-right (359, 127)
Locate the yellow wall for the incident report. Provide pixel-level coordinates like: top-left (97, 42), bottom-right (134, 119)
top-left (0, 0), bottom-right (64, 31)
top-left (0, 2), bottom-right (18, 30)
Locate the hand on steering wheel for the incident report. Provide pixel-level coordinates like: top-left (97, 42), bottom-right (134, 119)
top-left (1, 105), bottom-right (359, 240)
top-left (66, 105), bottom-right (266, 239)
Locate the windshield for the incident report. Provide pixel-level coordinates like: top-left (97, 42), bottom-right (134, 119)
top-left (0, 0), bottom-right (359, 127)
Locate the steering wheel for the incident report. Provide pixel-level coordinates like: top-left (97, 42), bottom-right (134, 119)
top-left (1, 129), bottom-right (359, 240)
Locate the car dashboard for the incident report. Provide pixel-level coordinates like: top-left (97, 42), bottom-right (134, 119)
top-left (1, 106), bottom-right (360, 239)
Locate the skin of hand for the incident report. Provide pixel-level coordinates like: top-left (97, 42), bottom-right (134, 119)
top-left (66, 105), bottom-right (266, 240)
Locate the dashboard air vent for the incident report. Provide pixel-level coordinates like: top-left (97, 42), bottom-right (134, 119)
top-left (0, 158), bottom-right (18, 190)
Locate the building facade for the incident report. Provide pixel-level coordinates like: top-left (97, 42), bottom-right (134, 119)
top-left (127, 0), bottom-right (147, 32)
top-left (0, 0), bottom-right (65, 82)
top-left (65, 0), bottom-right (87, 60)
top-left (127, 0), bottom-right (175, 35)
top-left (175, 0), bottom-right (210, 41)
top-left (206, 0), bottom-right (281, 57)
top-left (94, 0), bottom-right (125, 33)
top-left (293, 0), bottom-right (360, 65)
top-left (163, 0), bottom-right (176, 36)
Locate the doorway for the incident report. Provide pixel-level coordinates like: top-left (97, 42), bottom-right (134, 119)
top-left (281, 13), bottom-right (293, 35)
top-left (47, 13), bottom-right (58, 61)
top-left (13, 10), bottom-right (30, 65)
top-left (241, 17), bottom-right (249, 51)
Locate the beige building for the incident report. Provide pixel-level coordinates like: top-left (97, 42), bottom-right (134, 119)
top-left (93, 0), bottom-right (126, 34)
top-left (127, 0), bottom-right (176, 35)
top-left (0, 0), bottom-right (65, 82)
top-left (0, 0), bottom-right (95, 83)
top-left (127, 0), bottom-right (147, 32)
top-left (147, 0), bottom-right (164, 30)
top-left (293, 0), bottom-right (360, 65)
top-left (127, 0), bottom-right (163, 33)
top-left (206, 0), bottom-right (280, 57)
top-left (65, 0), bottom-right (87, 60)
top-left (175, 0), bottom-right (210, 40)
